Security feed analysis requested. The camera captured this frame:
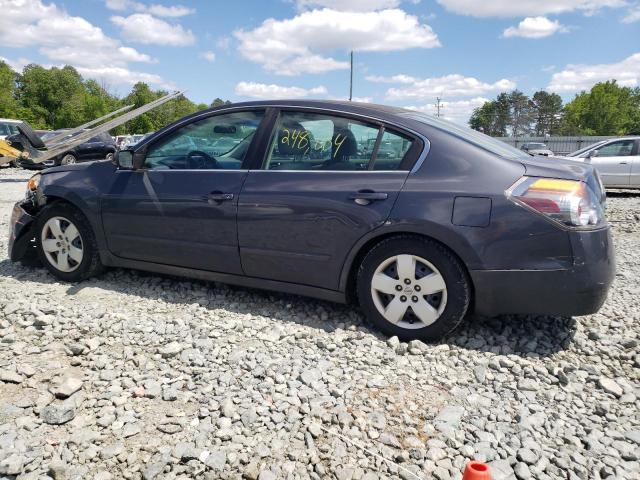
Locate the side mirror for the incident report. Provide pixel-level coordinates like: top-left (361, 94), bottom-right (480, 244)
top-left (588, 149), bottom-right (599, 158)
top-left (116, 150), bottom-right (134, 169)
top-left (115, 149), bottom-right (146, 170)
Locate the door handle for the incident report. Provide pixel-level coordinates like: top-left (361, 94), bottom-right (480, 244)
top-left (619, 162), bottom-right (628, 165)
top-left (349, 191), bottom-right (388, 205)
top-left (206, 192), bottom-right (234, 203)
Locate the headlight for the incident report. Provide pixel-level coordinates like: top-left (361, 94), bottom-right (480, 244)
top-left (26, 173), bottom-right (41, 192)
top-left (507, 177), bottom-right (605, 229)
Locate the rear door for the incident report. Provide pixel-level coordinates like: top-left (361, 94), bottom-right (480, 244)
top-left (237, 109), bottom-right (423, 291)
top-left (101, 109), bottom-right (266, 273)
top-left (590, 139), bottom-right (634, 186)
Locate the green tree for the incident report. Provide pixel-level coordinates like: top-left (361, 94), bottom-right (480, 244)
top-left (532, 90), bottom-right (563, 136)
top-left (18, 64), bottom-right (87, 128)
top-left (561, 81), bottom-right (640, 135)
top-left (469, 93), bottom-right (511, 136)
top-left (0, 60), bottom-right (19, 118)
top-left (508, 90), bottom-right (534, 137)
top-left (211, 97), bottom-right (231, 108)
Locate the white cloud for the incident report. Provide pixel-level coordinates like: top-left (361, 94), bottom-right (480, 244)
top-left (295, 0), bottom-right (401, 11)
top-left (365, 74), bottom-right (418, 84)
top-left (0, 0), bottom-right (169, 87)
top-left (0, 56), bottom-right (31, 72)
top-left (436, 0), bottom-right (625, 17)
top-left (503, 17), bottom-right (568, 38)
top-left (622, 4), bottom-right (640, 22)
top-left (406, 97), bottom-right (489, 125)
top-left (235, 8), bottom-right (440, 75)
top-left (200, 51), bottom-right (216, 62)
top-left (548, 53), bottom-right (640, 91)
top-left (111, 13), bottom-right (195, 46)
top-left (235, 81), bottom-right (328, 99)
top-left (77, 67), bottom-right (175, 89)
top-left (368, 73), bottom-right (516, 100)
top-left (105, 0), bottom-right (194, 17)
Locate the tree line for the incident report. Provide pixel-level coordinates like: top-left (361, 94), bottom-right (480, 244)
top-left (0, 60), bottom-right (231, 135)
top-left (469, 81), bottom-right (640, 137)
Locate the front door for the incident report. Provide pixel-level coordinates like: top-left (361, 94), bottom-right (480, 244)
top-left (590, 139), bottom-right (635, 187)
top-left (237, 110), bottom-right (421, 291)
top-left (101, 109), bottom-right (265, 274)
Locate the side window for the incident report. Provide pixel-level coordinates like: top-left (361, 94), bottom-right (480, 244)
top-left (263, 112), bottom-right (379, 171)
top-left (144, 110), bottom-right (264, 170)
top-left (596, 140), bottom-right (634, 157)
top-left (372, 129), bottom-right (413, 171)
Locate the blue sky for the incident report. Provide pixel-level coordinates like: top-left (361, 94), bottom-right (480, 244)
top-left (1, 0), bottom-right (639, 123)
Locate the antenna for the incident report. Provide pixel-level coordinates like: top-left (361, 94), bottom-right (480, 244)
top-left (349, 51), bottom-right (353, 101)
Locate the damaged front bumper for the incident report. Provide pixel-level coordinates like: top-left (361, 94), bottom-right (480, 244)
top-left (8, 201), bottom-right (37, 262)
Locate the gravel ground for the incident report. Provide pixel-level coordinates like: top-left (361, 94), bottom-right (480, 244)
top-left (0, 166), bottom-right (638, 480)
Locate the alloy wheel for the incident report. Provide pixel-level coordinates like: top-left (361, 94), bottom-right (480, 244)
top-left (370, 254), bottom-right (447, 329)
top-left (41, 216), bottom-right (84, 273)
top-left (62, 154), bottom-right (76, 165)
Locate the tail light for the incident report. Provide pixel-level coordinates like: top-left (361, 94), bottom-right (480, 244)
top-left (507, 177), bottom-right (605, 229)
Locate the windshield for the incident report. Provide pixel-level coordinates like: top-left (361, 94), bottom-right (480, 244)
top-left (400, 112), bottom-right (530, 160)
top-left (567, 141), bottom-right (608, 157)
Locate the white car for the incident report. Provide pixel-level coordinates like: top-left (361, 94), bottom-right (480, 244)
top-left (559, 137), bottom-right (640, 189)
top-left (0, 118), bottom-right (21, 140)
top-left (521, 142), bottom-right (554, 156)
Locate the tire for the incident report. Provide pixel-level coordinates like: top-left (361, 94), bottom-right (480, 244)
top-left (357, 236), bottom-right (470, 342)
top-left (61, 153), bottom-right (77, 165)
top-left (35, 202), bottom-right (103, 282)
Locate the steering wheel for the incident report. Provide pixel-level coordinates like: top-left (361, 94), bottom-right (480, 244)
top-left (187, 150), bottom-right (218, 169)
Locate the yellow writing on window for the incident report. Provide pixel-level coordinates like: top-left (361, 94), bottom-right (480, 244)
top-left (281, 129), bottom-right (347, 158)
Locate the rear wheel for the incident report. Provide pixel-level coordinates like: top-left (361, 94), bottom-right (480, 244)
top-left (36, 203), bottom-right (103, 282)
top-left (357, 236), bottom-right (470, 341)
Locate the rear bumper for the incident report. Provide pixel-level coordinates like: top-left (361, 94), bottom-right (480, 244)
top-left (471, 227), bottom-right (615, 317)
top-left (8, 202), bottom-right (36, 262)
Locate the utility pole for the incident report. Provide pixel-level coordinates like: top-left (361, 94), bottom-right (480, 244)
top-left (349, 51), bottom-right (353, 101)
top-left (435, 97), bottom-right (444, 117)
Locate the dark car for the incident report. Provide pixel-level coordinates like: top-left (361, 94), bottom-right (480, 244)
top-left (8, 101), bottom-right (615, 340)
top-left (15, 131), bottom-right (116, 169)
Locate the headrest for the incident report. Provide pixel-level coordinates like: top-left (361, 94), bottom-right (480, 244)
top-left (331, 127), bottom-right (358, 160)
top-left (277, 122), bottom-right (310, 156)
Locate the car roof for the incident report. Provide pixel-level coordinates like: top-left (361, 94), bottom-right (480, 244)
top-left (207, 99), bottom-right (412, 120)
top-left (0, 118), bottom-right (21, 123)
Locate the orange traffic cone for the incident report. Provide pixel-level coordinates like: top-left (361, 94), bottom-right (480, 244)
top-left (463, 461), bottom-right (491, 480)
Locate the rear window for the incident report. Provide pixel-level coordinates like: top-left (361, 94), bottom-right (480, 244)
top-left (401, 112), bottom-right (529, 160)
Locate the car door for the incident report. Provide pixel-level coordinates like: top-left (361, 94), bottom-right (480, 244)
top-left (81, 135), bottom-right (104, 160)
top-left (589, 139), bottom-right (634, 187)
top-left (237, 109), bottom-right (423, 291)
top-left (101, 109), bottom-right (266, 273)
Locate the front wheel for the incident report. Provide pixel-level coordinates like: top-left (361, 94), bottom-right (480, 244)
top-left (357, 236), bottom-right (470, 341)
top-left (35, 203), bottom-right (103, 282)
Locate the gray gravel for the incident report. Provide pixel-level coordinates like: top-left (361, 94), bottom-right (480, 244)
top-left (1, 167), bottom-right (638, 480)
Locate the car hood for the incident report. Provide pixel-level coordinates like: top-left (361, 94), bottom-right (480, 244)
top-left (529, 149), bottom-right (554, 155)
top-left (518, 154), bottom-right (594, 181)
top-left (42, 159), bottom-right (112, 175)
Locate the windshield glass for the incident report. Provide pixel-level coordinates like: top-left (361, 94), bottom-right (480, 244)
top-left (567, 141), bottom-right (608, 157)
top-left (400, 112), bottom-right (530, 160)
top-left (528, 143), bottom-right (547, 149)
